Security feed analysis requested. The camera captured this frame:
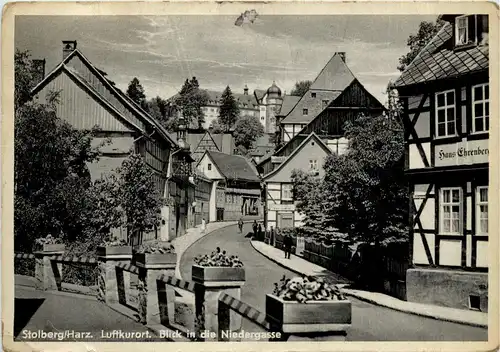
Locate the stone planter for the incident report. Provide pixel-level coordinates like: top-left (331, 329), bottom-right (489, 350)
top-left (134, 253), bottom-right (177, 267)
top-left (96, 245), bottom-right (132, 257)
top-left (265, 294), bottom-right (351, 333)
top-left (34, 243), bottom-right (65, 253)
top-left (192, 265), bottom-right (245, 283)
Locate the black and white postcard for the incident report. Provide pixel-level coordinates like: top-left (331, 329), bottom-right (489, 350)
top-left (2, 2), bottom-right (498, 352)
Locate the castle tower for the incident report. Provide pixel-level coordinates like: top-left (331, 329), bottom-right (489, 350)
top-left (265, 81), bottom-right (283, 134)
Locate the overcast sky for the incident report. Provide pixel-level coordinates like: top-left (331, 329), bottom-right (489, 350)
top-left (15, 15), bottom-right (437, 104)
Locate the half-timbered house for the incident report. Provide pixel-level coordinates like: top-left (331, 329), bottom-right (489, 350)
top-left (31, 40), bottom-right (188, 243)
top-left (393, 14), bottom-right (489, 311)
top-left (258, 52), bottom-right (385, 230)
top-left (197, 151), bottom-right (262, 221)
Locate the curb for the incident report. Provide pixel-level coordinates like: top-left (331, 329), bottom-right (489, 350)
top-left (250, 241), bottom-right (488, 329)
top-left (249, 240), bottom-right (306, 277)
top-left (177, 220), bottom-right (259, 281)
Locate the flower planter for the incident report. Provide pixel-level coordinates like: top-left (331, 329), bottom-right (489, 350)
top-left (96, 245), bottom-right (132, 257)
top-left (134, 253), bottom-right (177, 267)
top-left (34, 243), bottom-right (65, 253)
top-left (192, 264), bottom-right (245, 283)
top-left (265, 294), bottom-right (351, 334)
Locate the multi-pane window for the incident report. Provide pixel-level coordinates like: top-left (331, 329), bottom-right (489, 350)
top-left (472, 84), bottom-right (489, 133)
top-left (456, 15), bottom-right (469, 45)
top-left (282, 183), bottom-right (293, 200)
top-left (207, 163), bottom-right (212, 171)
top-left (476, 186), bottom-right (488, 235)
top-left (436, 90), bottom-right (456, 137)
top-left (440, 188), bottom-right (462, 234)
top-left (309, 159), bottom-right (318, 170)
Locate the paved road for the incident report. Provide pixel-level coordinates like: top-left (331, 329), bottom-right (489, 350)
top-left (180, 224), bottom-right (488, 341)
top-left (14, 286), bottom-right (159, 342)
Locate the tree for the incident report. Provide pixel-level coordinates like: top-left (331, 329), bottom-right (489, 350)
top-left (14, 102), bottom-right (103, 250)
top-left (322, 114), bottom-right (408, 246)
top-left (173, 77), bottom-right (209, 129)
top-left (218, 86), bottom-right (240, 132)
top-left (398, 19), bottom-right (445, 72)
top-left (147, 96), bottom-right (170, 125)
top-left (233, 115), bottom-right (264, 150)
top-left (290, 80), bottom-right (312, 97)
top-left (208, 119), bottom-right (224, 134)
top-left (116, 153), bottom-right (165, 242)
top-left (126, 77), bottom-right (148, 110)
top-left (15, 50), bottom-right (38, 110)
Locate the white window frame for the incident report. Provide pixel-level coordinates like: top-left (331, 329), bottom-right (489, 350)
top-left (472, 83), bottom-right (489, 133)
top-left (455, 15), bottom-right (469, 46)
top-left (281, 183), bottom-right (293, 201)
top-left (476, 186), bottom-right (488, 235)
top-left (435, 89), bottom-right (456, 137)
top-left (309, 159), bottom-right (318, 171)
top-left (440, 187), bottom-right (462, 235)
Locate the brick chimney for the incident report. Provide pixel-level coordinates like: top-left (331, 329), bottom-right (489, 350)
top-left (337, 52), bottom-right (346, 63)
top-left (62, 40), bottom-right (77, 60)
top-left (244, 84), bottom-right (249, 95)
top-left (32, 59), bottom-right (46, 86)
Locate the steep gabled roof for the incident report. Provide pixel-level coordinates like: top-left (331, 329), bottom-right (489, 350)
top-left (203, 150), bottom-right (260, 182)
top-left (393, 21), bottom-right (489, 88)
top-left (262, 132), bottom-right (331, 180)
top-left (31, 49), bottom-right (178, 148)
top-left (281, 53), bottom-right (356, 124)
top-left (204, 90), bottom-right (259, 109)
top-left (276, 95), bottom-right (301, 117)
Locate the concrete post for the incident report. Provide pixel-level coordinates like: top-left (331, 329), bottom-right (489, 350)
top-left (193, 278), bottom-right (245, 341)
top-left (137, 262), bottom-right (176, 326)
top-left (34, 248), bottom-right (64, 291)
top-left (97, 248), bottom-right (132, 304)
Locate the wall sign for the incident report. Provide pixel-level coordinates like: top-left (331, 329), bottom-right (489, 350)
top-left (268, 203), bottom-right (296, 211)
top-left (435, 139), bottom-right (489, 167)
top-left (271, 156), bottom-right (287, 163)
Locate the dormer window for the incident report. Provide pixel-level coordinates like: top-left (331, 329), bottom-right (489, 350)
top-left (456, 16), bottom-right (469, 46)
top-left (454, 15), bottom-right (488, 48)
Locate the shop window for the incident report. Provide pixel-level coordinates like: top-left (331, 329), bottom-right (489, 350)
top-left (472, 84), bottom-right (489, 133)
top-left (476, 186), bottom-right (488, 235)
top-left (440, 187), bottom-right (462, 234)
top-left (435, 90), bottom-right (456, 137)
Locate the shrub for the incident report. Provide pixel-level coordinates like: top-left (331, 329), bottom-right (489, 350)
top-left (194, 247), bottom-right (243, 267)
top-left (272, 275), bottom-right (346, 303)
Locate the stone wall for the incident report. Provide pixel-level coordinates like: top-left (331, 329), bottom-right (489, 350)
top-left (406, 268), bottom-right (488, 312)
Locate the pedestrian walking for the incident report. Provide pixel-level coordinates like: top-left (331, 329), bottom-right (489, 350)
top-left (270, 226), bottom-right (275, 245)
top-left (238, 218), bottom-right (244, 233)
top-left (283, 232), bottom-right (293, 259)
top-left (257, 223), bottom-right (262, 240)
top-left (252, 220), bottom-right (258, 238)
top-left (201, 218), bottom-right (206, 236)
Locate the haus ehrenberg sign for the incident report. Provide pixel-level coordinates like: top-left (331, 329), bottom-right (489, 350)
top-left (435, 139), bottom-right (489, 167)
